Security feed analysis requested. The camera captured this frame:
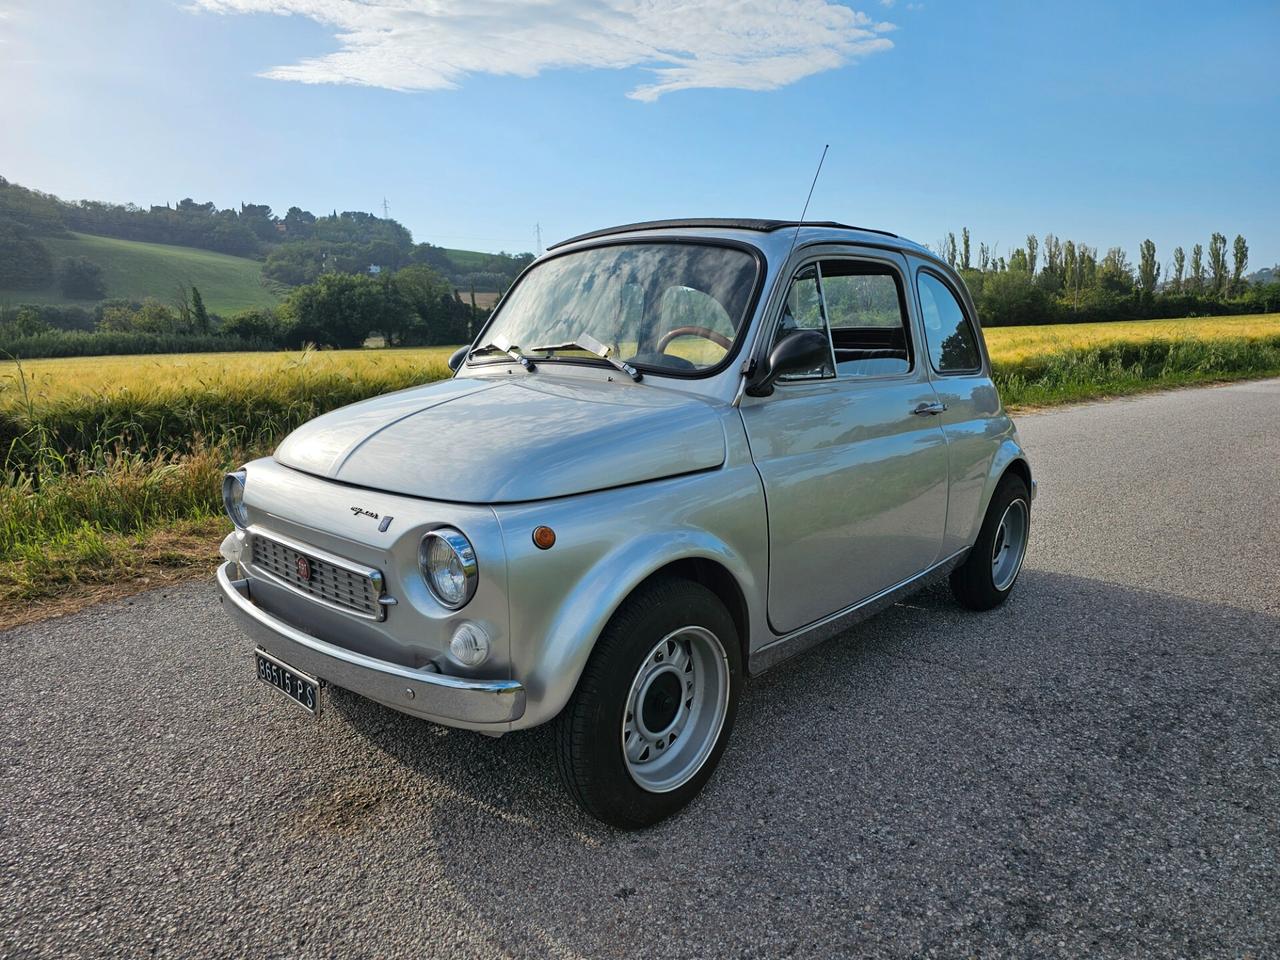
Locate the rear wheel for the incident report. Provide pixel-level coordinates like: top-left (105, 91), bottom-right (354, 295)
top-left (554, 577), bottom-right (741, 828)
top-left (950, 473), bottom-right (1030, 610)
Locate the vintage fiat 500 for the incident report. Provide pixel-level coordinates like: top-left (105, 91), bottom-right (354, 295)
top-left (217, 219), bottom-right (1034, 827)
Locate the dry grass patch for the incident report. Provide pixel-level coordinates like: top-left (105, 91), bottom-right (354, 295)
top-left (1, 516), bottom-right (225, 630)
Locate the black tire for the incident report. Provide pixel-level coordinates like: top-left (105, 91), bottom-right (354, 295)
top-left (950, 472), bottom-right (1031, 611)
top-left (554, 576), bottom-right (742, 829)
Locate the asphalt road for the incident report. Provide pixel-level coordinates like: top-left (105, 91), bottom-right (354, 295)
top-left (3, 379), bottom-right (1279, 959)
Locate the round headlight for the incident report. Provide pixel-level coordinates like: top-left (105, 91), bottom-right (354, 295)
top-left (222, 469), bottom-right (248, 529)
top-left (419, 528), bottom-right (478, 609)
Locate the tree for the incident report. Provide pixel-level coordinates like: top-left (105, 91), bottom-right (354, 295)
top-left (1063, 240), bottom-right (1079, 307)
top-left (1137, 239), bottom-right (1160, 295)
top-left (281, 271), bottom-right (414, 349)
top-left (960, 227), bottom-right (971, 271)
top-left (1231, 234), bottom-right (1248, 293)
top-left (58, 256), bottom-right (106, 299)
top-left (190, 286), bottom-right (211, 333)
top-left (392, 264), bottom-right (471, 345)
top-left (1189, 243), bottom-right (1205, 292)
top-left (0, 218), bottom-right (54, 290)
top-left (1171, 246), bottom-right (1185, 292)
top-left (1025, 234), bottom-right (1038, 277)
top-left (97, 299), bottom-right (180, 333)
top-left (977, 268), bottom-right (1054, 326)
top-left (978, 242), bottom-right (990, 272)
top-left (221, 308), bottom-right (284, 344)
top-left (944, 232), bottom-right (957, 268)
top-left (0, 305), bottom-right (52, 337)
top-left (1008, 248), bottom-right (1029, 273)
top-left (1208, 232), bottom-right (1228, 294)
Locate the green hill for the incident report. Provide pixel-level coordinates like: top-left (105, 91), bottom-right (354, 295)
top-left (5, 232), bottom-right (283, 314)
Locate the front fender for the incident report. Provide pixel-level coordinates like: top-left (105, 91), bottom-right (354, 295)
top-left (494, 465), bottom-right (767, 730)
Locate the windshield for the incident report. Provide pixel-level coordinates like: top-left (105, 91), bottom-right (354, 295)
top-left (472, 242), bottom-right (760, 375)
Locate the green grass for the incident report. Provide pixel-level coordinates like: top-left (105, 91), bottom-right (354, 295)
top-left (5, 232), bottom-right (284, 314)
top-left (994, 334), bottom-right (1280, 407)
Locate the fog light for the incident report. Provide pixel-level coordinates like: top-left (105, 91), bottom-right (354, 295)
top-left (219, 530), bottom-right (245, 565)
top-left (449, 622), bottom-right (490, 667)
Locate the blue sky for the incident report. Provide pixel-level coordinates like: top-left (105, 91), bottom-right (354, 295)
top-left (2, 0), bottom-right (1277, 269)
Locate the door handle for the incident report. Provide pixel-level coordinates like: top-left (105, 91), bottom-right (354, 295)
top-left (912, 401), bottom-right (947, 416)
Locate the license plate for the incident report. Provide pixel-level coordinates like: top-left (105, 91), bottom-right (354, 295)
top-left (254, 648), bottom-right (321, 716)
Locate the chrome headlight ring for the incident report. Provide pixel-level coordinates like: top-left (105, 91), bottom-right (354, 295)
top-left (418, 527), bottom-right (479, 609)
top-left (222, 469), bottom-right (248, 529)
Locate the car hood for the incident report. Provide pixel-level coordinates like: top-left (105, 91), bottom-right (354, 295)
top-left (273, 374), bottom-right (728, 503)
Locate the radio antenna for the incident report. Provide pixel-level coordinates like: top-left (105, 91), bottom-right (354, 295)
top-left (784, 144), bottom-right (829, 265)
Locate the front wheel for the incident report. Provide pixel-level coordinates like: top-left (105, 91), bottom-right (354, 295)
top-left (554, 577), bottom-right (742, 828)
top-left (950, 473), bottom-right (1031, 611)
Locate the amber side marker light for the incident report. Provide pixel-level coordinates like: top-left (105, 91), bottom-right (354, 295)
top-left (532, 526), bottom-right (556, 550)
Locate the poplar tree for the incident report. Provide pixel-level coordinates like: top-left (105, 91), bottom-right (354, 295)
top-left (1171, 247), bottom-right (1185, 292)
top-left (960, 228), bottom-right (971, 271)
top-left (191, 286), bottom-right (211, 333)
top-left (1138, 239), bottom-right (1160, 294)
top-left (1025, 234), bottom-right (1038, 276)
top-left (1208, 232), bottom-right (1228, 294)
top-left (1190, 243), bottom-right (1205, 292)
top-left (1231, 235), bottom-right (1249, 293)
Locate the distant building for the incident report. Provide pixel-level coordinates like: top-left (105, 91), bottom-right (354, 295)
top-left (368, 265), bottom-right (382, 275)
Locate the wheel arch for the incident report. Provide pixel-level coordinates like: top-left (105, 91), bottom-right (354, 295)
top-left (967, 438), bottom-right (1034, 544)
top-left (631, 557), bottom-right (750, 665)
top-left (1002, 455), bottom-right (1032, 495)
top-left (511, 529), bottom-right (762, 731)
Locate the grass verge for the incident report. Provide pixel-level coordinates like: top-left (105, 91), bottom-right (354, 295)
top-left (2, 326), bottom-right (1279, 627)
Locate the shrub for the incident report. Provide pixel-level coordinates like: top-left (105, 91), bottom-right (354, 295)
top-left (58, 256), bottom-right (107, 299)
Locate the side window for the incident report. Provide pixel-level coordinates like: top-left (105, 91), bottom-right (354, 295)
top-left (773, 265), bottom-right (834, 380)
top-left (918, 272), bottom-right (981, 373)
top-left (819, 260), bottom-right (913, 377)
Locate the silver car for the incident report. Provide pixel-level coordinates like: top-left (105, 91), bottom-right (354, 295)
top-left (217, 219), bottom-right (1034, 827)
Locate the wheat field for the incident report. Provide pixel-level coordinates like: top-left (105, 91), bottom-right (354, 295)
top-left (983, 313), bottom-right (1280, 363)
top-left (5, 313), bottom-right (1279, 407)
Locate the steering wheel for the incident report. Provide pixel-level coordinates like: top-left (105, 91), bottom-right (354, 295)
top-left (655, 325), bottom-right (733, 354)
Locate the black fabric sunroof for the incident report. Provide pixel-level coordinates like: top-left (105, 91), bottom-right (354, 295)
top-left (548, 219), bottom-right (898, 250)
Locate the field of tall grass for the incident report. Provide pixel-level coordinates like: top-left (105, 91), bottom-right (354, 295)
top-left (2, 313), bottom-right (1278, 620)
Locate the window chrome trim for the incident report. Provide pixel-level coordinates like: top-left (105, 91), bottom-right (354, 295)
top-left (244, 525), bottom-right (390, 622)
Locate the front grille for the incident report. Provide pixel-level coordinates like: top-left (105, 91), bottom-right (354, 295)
top-left (250, 534), bottom-right (383, 620)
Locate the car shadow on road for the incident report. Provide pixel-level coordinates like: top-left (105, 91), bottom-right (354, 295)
top-left (323, 568), bottom-right (1279, 956)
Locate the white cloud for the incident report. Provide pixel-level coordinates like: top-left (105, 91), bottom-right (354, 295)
top-left (192, 0), bottom-right (896, 100)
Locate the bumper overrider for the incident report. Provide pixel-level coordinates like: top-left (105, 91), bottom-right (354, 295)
top-left (217, 561), bottom-right (526, 725)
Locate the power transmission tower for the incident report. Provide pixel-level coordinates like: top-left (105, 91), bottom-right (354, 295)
top-left (535, 222), bottom-right (543, 255)
top-left (382, 197), bottom-right (390, 219)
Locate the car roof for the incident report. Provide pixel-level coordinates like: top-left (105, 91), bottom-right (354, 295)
top-left (548, 218), bottom-right (901, 250)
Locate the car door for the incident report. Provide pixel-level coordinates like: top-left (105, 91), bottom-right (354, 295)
top-left (739, 249), bottom-right (950, 635)
top-left (911, 263), bottom-right (1005, 557)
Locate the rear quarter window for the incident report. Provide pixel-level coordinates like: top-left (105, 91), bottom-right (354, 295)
top-left (917, 271), bottom-right (981, 373)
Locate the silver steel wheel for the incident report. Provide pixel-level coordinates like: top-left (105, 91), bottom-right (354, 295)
top-left (991, 498), bottom-right (1029, 591)
top-left (621, 626), bottom-right (730, 794)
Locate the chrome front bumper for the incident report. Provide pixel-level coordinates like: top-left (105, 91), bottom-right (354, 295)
top-left (217, 561), bottom-right (526, 726)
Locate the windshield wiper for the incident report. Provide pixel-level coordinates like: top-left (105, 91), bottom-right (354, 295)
top-left (530, 331), bottom-right (642, 382)
top-left (469, 334), bottom-right (536, 371)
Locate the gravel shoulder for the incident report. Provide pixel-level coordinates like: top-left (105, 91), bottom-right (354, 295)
top-left (3, 378), bottom-right (1278, 959)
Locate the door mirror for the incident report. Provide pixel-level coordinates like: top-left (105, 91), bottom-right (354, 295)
top-left (447, 345), bottom-right (469, 372)
top-left (745, 329), bottom-right (831, 397)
